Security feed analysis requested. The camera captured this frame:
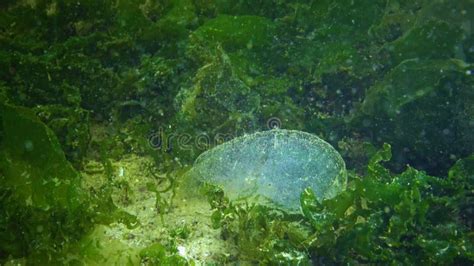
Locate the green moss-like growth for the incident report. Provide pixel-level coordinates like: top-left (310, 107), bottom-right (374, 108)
top-left (139, 243), bottom-right (188, 265)
top-left (176, 46), bottom-right (260, 136)
top-left (0, 0), bottom-right (473, 263)
top-left (0, 103), bottom-right (83, 209)
top-left (191, 15), bottom-right (275, 51)
top-left (301, 145), bottom-right (473, 264)
top-left (0, 103), bottom-right (136, 264)
top-left (355, 59), bottom-right (473, 173)
top-left (203, 144), bottom-right (473, 264)
top-left (34, 104), bottom-right (91, 167)
top-left (384, 20), bottom-right (463, 65)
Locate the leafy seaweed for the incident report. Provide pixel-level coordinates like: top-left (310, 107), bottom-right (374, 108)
top-left (139, 243), bottom-right (188, 266)
top-left (201, 183), bottom-right (312, 265)
top-left (305, 145), bottom-right (473, 264)
top-left (354, 59), bottom-right (473, 173)
top-left (203, 144), bottom-right (473, 264)
top-left (0, 103), bottom-right (136, 264)
top-left (0, 0), bottom-right (473, 264)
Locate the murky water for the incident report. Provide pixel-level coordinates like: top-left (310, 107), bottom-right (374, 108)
top-left (0, 1), bottom-right (472, 265)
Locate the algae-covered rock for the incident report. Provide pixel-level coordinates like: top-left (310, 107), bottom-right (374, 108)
top-left (191, 14), bottom-right (275, 51)
top-left (359, 59), bottom-right (468, 118)
top-left (0, 103), bottom-right (87, 260)
top-left (354, 59), bottom-right (474, 173)
top-left (187, 129), bottom-right (346, 211)
top-left (34, 104), bottom-right (91, 167)
top-left (384, 20), bottom-right (463, 66)
top-left (176, 46), bottom-right (260, 135)
top-left (0, 103), bottom-right (136, 263)
top-left (0, 103), bottom-right (84, 209)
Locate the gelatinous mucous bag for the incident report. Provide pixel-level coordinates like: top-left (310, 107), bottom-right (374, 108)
top-left (188, 129), bottom-right (347, 211)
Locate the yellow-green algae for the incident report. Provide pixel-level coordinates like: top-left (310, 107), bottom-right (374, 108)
top-left (0, 0), bottom-right (473, 264)
top-left (81, 154), bottom-right (238, 264)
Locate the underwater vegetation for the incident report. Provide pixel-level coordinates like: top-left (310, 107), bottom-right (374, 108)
top-left (0, 103), bottom-right (137, 263)
top-left (0, 0), bottom-right (473, 264)
top-left (202, 144), bottom-right (473, 264)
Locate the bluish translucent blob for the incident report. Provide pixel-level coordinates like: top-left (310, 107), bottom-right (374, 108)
top-left (189, 129), bottom-right (347, 211)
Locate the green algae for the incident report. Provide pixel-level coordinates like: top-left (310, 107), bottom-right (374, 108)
top-left (0, 0), bottom-right (473, 264)
top-left (202, 144), bottom-right (473, 264)
top-left (355, 58), bottom-right (473, 172)
top-left (191, 15), bottom-right (276, 51)
top-left (176, 46), bottom-right (260, 136)
top-left (0, 103), bottom-right (136, 263)
top-left (384, 20), bottom-right (463, 65)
